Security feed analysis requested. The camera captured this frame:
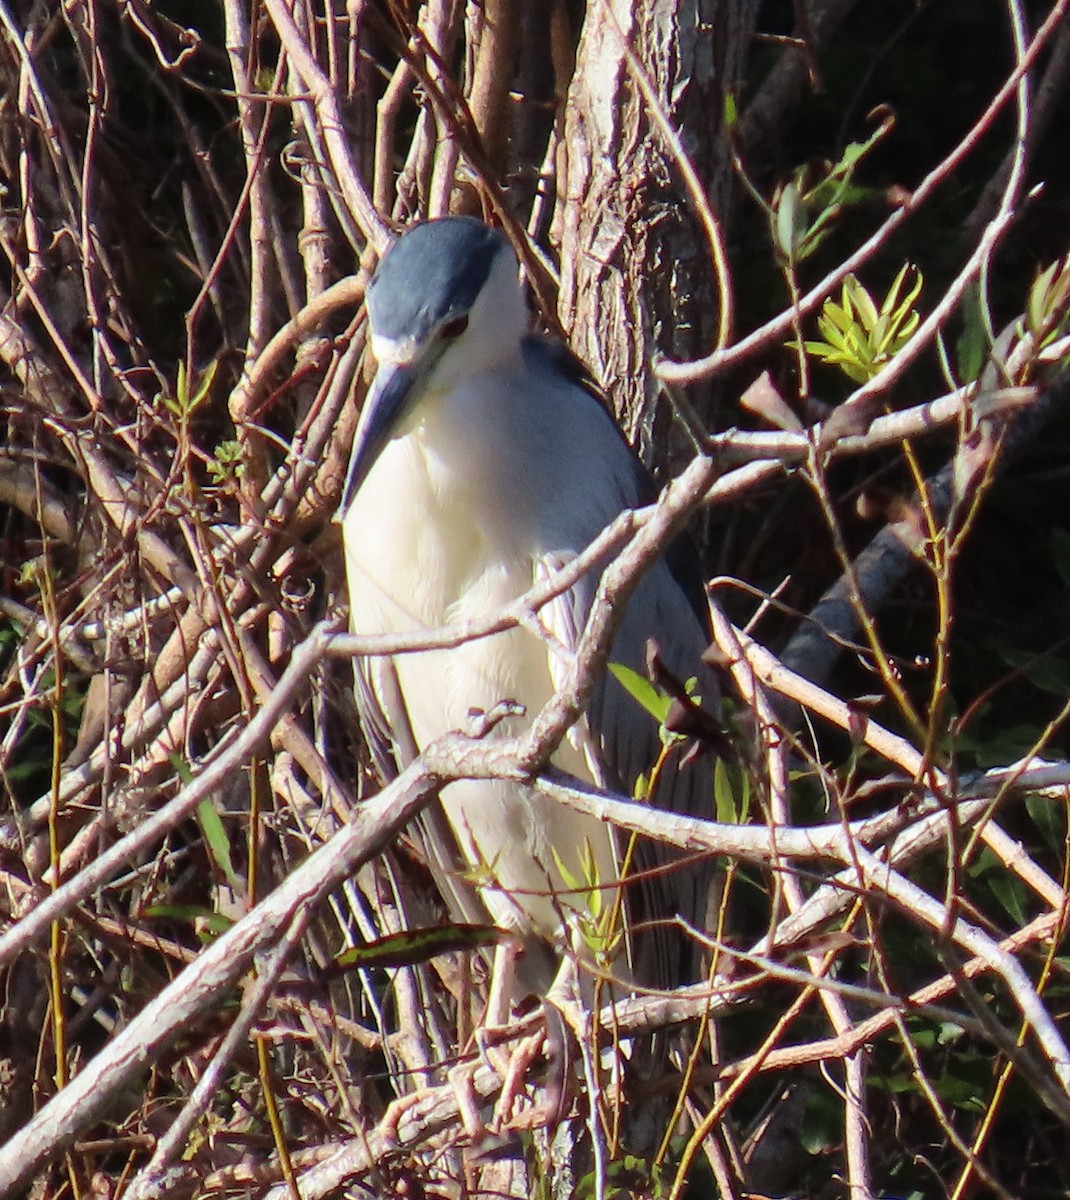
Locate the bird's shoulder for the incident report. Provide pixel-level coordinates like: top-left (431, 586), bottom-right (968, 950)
top-left (518, 333), bottom-right (646, 493)
top-left (520, 334), bottom-right (610, 415)
top-left (518, 334), bottom-right (708, 629)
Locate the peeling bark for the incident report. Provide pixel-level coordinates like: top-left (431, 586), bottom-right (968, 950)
top-left (556, 1), bottom-right (760, 456)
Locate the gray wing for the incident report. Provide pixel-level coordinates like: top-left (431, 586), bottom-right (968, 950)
top-left (551, 552), bottom-right (719, 991)
top-left (524, 336), bottom-right (721, 990)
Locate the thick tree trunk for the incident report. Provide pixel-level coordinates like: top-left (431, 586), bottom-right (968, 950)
top-left (556, 0), bottom-right (760, 457)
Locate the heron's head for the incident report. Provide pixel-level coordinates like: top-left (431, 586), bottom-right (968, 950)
top-left (341, 217), bottom-right (526, 510)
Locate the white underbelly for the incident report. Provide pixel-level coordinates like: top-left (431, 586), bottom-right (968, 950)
top-left (343, 474), bottom-right (620, 956)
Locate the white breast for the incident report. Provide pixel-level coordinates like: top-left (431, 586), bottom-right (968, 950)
top-left (343, 394), bottom-right (621, 963)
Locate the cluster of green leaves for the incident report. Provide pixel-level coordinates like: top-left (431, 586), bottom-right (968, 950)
top-left (1023, 255), bottom-right (1070, 359)
top-left (207, 439), bottom-right (246, 484)
top-left (552, 838), bottom-right (624, 966)
top-left (155, 359), bottom-right (246, 485)
top-left (572, 1152), bottom-right (671, 1200)
top-left (157, 359), bottom-right (218, 424)
top-left (802, 264), bottom-right (923, 384)
top-left (768, 120), bottom-right (890, 268)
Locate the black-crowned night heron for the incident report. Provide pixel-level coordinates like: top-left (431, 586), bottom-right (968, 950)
top-left (341, 216), bottom-right (717, 1021)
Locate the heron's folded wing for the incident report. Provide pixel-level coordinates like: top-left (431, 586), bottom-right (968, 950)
top-left (538, 548), bottom-right (719, 988)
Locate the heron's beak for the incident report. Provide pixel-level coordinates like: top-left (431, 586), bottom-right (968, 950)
top-left (339, 360), bottom-right (421, 515)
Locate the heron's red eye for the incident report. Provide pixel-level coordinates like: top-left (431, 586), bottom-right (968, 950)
top-left (440, 315), bottom-right (469, 340)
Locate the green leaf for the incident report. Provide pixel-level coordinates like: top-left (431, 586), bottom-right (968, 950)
top-left (938, 1021), bottom-right (966, 1046)
top-left (196, 797), bottom-right (241, 893)
top-left (1028, 259), bottom-right (1059, 334)
top-left (332, 924), bottom-right (503, 972)
top-left (994, 642), bottom-right (1070, 696)
top-left (190, 358), bottom-right (219, 409)
top-left (714, 758), bottom-right (738, 824)
top-left (1025, 793), bottom-right (1066, 852)
top-left (986, 873), bottom-right (1028, 926)
top-left (799, 1088), bottom-right (840, 1154)
top-left (737, 766), bottom-right (751, 823)
top-left (932, 1072), bottom-right (986, 1110)
top-left (846, 275), bottom-right (878, 328)
top-left (775, 180), bottom-right (801, 261)
top-left (1024, 656), bottom-right (1070, 697)
top-left (956, 283), bottom-right (988, 382)
top-left (608, 662), bottom-right (671, 724)
top-left (144, 903), bottom-right (234, 936)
